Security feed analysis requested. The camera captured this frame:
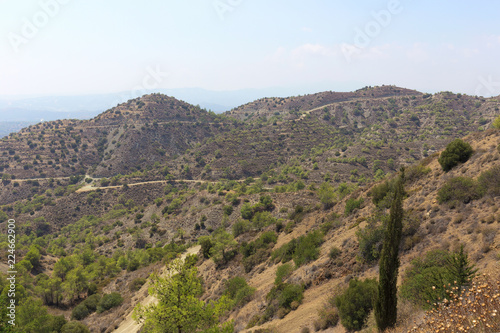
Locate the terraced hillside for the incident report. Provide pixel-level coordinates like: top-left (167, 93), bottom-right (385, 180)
top-left (0, 87), bottom-right (499, 332)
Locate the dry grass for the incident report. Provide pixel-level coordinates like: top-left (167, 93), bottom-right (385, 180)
top-left (406, 274), bottom-right (499, 333)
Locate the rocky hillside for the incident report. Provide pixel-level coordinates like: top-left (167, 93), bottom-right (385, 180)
top-left (1, 87), bottom-right (498, 184)
top-left (0, 87), bottom-right (499, 332)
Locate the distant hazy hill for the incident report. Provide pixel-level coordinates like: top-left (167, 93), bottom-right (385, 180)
top-left (0, 121), bottom-right (36, 138)
top-left (0, 87), bottom-right (327, 122)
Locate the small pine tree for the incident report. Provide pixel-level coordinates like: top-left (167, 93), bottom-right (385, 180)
top-left (375, 168), bottom-right (405, 331)
top-left (446, 245), bottom-right (477, 288)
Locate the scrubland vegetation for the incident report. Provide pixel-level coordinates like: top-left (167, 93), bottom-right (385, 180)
top-left (0, 88), bottom-right (499, 332)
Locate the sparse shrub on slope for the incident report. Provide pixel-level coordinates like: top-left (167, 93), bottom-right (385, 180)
top-left (265, 266), bottom-right (304, 320)
top-left (356, 217), bottom-right (386, 263)
top-left (405, 163), bottom-right (431, 183)
top-left (96, 292), bottom-right (123, 313)
top-left (345, 197), bottom-right (363, 215)
top-left (241, 231), bottom-right (278, 272)
top-left (318, 182), bottom-right (336, 209)
top-left (335, 278), bottom-right (378, 331)
top-left (232, 219), bottom-right (250, 237)
top-left (271, 230), bottom-right (323, 267)
top-left (477, 165), bottom-right (500, 197)
top-left (438, 139), bottom-right (473, 172)
top-left (223, 276), bottom-right (255, 308)
top-left (437, 176), bottom-right (480, 206)
top-left (370, 177), bottom-right (398, 208)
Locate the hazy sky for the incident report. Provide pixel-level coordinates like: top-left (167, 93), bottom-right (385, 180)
top-left (1, 0), bottom-right (500, 97)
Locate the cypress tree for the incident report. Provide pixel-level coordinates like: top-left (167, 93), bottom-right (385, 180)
top-left (375, 168), bottom-right (405, 331)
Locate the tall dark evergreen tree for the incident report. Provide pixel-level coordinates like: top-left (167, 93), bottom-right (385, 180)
top-left (375, 168), bottom-right (405, 331)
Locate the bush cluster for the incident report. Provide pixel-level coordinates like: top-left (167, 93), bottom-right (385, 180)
top-left (335, 278), bottom-right (378, 331)
top-left (96, 292), bottom-right (123, 313)
top-left (240, 195), bottom-right (274, 220)
top-left (71, 294), bottom-right (101, 320)
top-left (437, 166), bottom-right (500, 207)
top-left (223, 276), bottom-right (255, 308)
top-left (344, 197), bottom-right (363, 215)
top-left (437, 176), bottom-right (479, 206)
top-left (271, 230), bottom-right (323, 267)
top-left (438, 139), bottom-right (473, 172)
top-left (241, 231), bottom-right (278, 272)
top-left (356, 219), bottom-right (386, 263)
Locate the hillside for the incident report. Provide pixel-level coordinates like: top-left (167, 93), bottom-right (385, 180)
top-left (0, 87), bottom-right (499, 332)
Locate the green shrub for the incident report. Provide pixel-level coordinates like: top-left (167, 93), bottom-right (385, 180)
top-left (477, 165), bottom-right (500, 197)
top-left (0, 210), bottom-right (8, 223)
top-left (275, 263), bottom-right (294, 285)
top-left (61, 321), bottom-right (91, 333)
top-left (288, 205), bottom-right (306, 223)
top-left (232, 219), bottom-right (250, 237)
top-left (272, 238), bottom-right (298, 264)
top-left (223, 205), bottom-right (234, 216)
top-left (242, 248), bottom-right (270, 273)
top-left (224, 277), bottom-right (255, 307)
top-left (344, 198), bottom-right (363, 216)
top-left (241, 231), bottom-right (278, 258)
top-left (335, 278), bottom-right (378, 331)
top-left (271, 230), bottom-right (323, 267)
top-left (259, 195), bottom-right (274, 210)
top-left (71, 303), bottom-right (89, 320)
top-left (49, 315), bottom-right (68, 332)
top-left (198, 236), bottom-right (213, 258)
top-left (82, 294), bottom-right (101, 312)
top-left (251, 211), bottom-right (276, 231)
top-left (400, 247), bottom-right (476, 308)
top-left (318, 182), bottom-right (335, 209)
top-left (293, 230), bottom-right (324, 266)
top-left (97, 292), bottom-right (123, 313)
top-left (240, 231), bottom-right (278, 272)
top-left (437, 177), bottom-right (480, 206)
top-left (278, 283), bottom-right (304, 309)
top-left (400, 249), bottom-right (450, 308)
top-left (370, 179), bottom-right (394, 207)
top-left (356, 220), bottom-right (385, 263)
top-left (284, 221), bottom-right (295, 233)
top-left (438, 139), bottom-right (473, 171)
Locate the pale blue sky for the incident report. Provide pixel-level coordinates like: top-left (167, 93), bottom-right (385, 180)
top-left (1, 0), bottom-right (499, 97)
